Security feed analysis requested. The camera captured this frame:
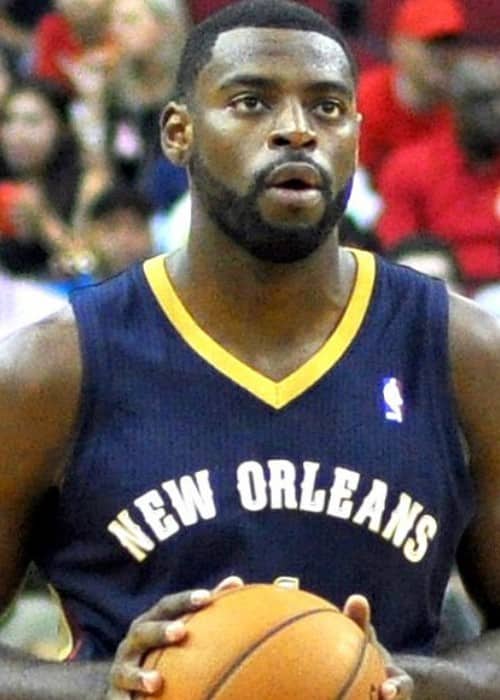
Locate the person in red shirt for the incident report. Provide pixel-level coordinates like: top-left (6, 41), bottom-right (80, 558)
top-left (33, 0), bottom-right (115, 93)
top-left (377, 51), bottom-right (500, 288)
top-left (357, 0), bottom-right (465, 184)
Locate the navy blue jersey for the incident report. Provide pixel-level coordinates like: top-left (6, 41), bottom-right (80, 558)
top-left (35, 249), bottom-right (475, 660)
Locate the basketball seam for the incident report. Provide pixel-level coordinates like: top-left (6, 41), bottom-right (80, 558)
top-left (204, 608), bottom-right (340, 700)
top-left (335, 632), bottom-right (369, 700)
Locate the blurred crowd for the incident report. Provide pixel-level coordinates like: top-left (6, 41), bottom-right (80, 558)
top-left (0, 0), bottom-right (497, 657)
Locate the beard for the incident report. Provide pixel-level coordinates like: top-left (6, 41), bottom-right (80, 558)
top-left (189, 151), bottom-right (354, 264)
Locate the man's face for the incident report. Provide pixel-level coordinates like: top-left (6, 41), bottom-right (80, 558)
top-left (392, 37), bottom-right (458, 98)
top-left (184, 27), bottom-right (360, 263)
top-left (453, 55), bottom-right (500, 155)
top-left (55, 0), bottom-right (110, 26)
top-left (90, 209), bottom-right (153, 275)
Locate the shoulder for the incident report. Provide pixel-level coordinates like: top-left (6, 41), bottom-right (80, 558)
top-left (449, 292), bottom-right (500, 378)
top-left (448, 293), bottom-right (500, 468)
top-left (0, 305), bottom-right (82, 492)
top-left (0, 305), bottom-right (81, 450)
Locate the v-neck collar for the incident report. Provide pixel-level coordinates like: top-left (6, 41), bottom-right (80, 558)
top-left (143, 248), bottom-right (376, 409)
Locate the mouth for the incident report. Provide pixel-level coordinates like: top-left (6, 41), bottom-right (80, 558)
top-left (262, 163), bottom-right (325, 211)
top-left (264, 163), bottom-right (323, 191)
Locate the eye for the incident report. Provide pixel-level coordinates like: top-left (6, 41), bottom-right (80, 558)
top-left (230, 94), bottom-right (267, 114)
top-left (314, 100), bottom-right (344, 119)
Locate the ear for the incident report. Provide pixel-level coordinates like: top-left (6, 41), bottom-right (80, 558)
top-left (160, 102), bottom-right (193, 166)
top-left (354, 111), bottom-right (362, 167)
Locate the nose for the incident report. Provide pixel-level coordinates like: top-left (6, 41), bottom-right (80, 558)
top-left (268, 100), bottom-right (317, 150)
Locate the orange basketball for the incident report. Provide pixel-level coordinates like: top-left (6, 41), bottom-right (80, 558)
top-left (136, 583), bottom-right (387, 699)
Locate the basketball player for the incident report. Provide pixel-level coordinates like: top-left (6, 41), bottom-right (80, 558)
top-left (0, 1), bottom-right (499, 699)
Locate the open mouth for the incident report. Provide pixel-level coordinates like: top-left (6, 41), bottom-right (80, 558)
top-left (271, 178), bottom-right (316, 191)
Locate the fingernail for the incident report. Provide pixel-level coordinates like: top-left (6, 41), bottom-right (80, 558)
top-left (141, 671), bottom-right (160, 693)
top-left (215, 575), bottom-right (244, 591)
top-left (165, 620), bottom-right (185, 642)
top-left (190, 589), bottom-right (211, 606)
top-left (384, 682), bottom-right (398, 699)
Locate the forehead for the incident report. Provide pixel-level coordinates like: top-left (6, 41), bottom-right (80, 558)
top-left (200, 27), bottom-right (353, 91)
top-left (6, 92), bottom-right (53, 114)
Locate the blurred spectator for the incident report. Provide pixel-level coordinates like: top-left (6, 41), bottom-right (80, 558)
top-left (0, 45), bottom-right (13, 100)
top-left (0, 78), bottom-right (105, 277)
top-left (357, 0), bottom-right (464, 183)
top-left (85, 184), bottom-right (155, 278)
top-left (101, 0), bottom-right (188, 206)
top-left (0, 0), bottom-right (51, 73)
top-left (377, 51), bottom-right (500, 288)
top-left (32, 0), bottom-right (116, 94)
top-left (387, 233), bottom-right (465, 294)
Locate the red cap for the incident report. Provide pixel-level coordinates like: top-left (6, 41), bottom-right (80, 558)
top-left (391, 0), bottom-right (465, 40)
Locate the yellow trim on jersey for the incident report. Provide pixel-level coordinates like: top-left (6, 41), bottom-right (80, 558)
top-left (144, 248), bottom-right (376, 409)
top-left (47, 584), bottom-right (75, 662)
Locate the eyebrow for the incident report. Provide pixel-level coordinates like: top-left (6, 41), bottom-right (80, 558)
top-left (218, 74), bottom-right (353, 98)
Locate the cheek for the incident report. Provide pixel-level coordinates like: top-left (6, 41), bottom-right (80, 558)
top-left (194, 111), bottom-right (262, 187)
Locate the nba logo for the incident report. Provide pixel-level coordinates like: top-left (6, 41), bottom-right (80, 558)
top-left (383, 377), bottom-right (404, 423)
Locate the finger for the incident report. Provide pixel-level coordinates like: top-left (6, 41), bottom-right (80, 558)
top-left (125, 619), bottom-right (187, 655)
top-left (110, 663), bottom-right (163, 694)
top-left (146, 589), bottom-right (212, 621)
top-left (213, 576), bottom-right (245, 593)
top-left (381, 673), bottom-right (414, 700)
top-left (342, 594), bottom-right (371, 632)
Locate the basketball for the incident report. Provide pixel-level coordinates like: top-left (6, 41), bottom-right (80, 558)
top-left (136, 583), bottom-right (387, 699)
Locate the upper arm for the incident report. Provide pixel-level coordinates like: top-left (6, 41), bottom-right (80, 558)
top-left (0, 306), bottom-right (82, 610)
top-left (449, 293), bottom-right (500, 626)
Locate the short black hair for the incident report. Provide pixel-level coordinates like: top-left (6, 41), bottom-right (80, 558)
top-left (175, 0), bottom-right (357, 101)
top-left (88, 185), bottom-right (153, 222)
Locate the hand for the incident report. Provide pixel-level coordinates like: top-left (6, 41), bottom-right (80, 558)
top-left (106, 576), bottom-right (243, 699)
top-left (343, 595), bottom-right (414, 700)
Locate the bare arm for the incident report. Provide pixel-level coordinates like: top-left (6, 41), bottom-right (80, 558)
top-left (397, 293), bottom-right (500, 699)
top-left (0, 307), bottom-right (110, 699)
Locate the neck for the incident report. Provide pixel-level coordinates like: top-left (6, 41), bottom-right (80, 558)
top-left (165, 208), bottom-right (356, 369)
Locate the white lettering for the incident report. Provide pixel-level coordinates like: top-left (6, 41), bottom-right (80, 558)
top-left (134, 490), bottom-right (180, 541)
top-left (237, 461), bottom-right (268, 511)
top-left (403, 514), bottom-right (438, 563)
top-left (268, 459), bottom-right (298, 510)
top-left (162, 469), bottom-right (216, 526)
top-left (299, 461), bottom-right (326, 513)
top-left (327, 467), bottom-right (360, 519)
top-left (107, 510), bottom-right (155, 562)
top-left (352, 479), bottom-right (388, 533)
top-left (382, 493), bottom-right (424, 547)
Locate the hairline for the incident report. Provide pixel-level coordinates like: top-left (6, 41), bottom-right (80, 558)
top-left (174, 4), bottom-right (357, 103)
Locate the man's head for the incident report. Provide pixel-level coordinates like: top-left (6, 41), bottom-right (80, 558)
top-left (86, 185), bottom-right (154, 276)
top-left (55, 0), bottom-right (111, 35)
top-left (389, 0), bottom-right (465, 100)
top-left (162, 0), bottom-right (360, 263)
top-left (451, 52), bottom-right (500, 161)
